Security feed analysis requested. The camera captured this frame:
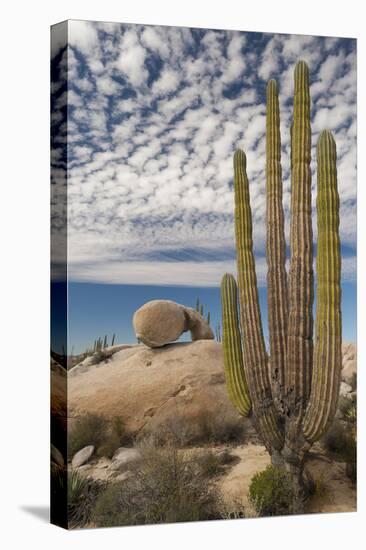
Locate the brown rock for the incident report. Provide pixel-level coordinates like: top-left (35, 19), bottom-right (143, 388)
top-left (132, 300), bottom-right (214, 348)
top-left (183, 307), bottom-right (215, 341)
top-left (133, 300), bottom-right (187, 347)
top-left (68, 340), bottom-right (232, 434)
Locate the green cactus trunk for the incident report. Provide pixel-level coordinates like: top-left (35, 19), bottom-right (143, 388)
top-left (221, 61), bottom-right (342, 511)
top-left (266, 79), bottom-right (288, 413)
top-left (232, 150), bottom-right (284, 452)
top-left (286, 60), bottom-right (313, 431)
top-left (303, 130), bottom-right (342, 442)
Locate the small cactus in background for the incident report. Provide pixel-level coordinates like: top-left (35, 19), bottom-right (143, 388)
top-left (215, 323), bottom-right (221, 343)
top-left (221, 61), bottom-right (342, 510)
top-left (111, 333), bottom-right (116, 346)
top-left (194, 297), bottom-right (211, 325)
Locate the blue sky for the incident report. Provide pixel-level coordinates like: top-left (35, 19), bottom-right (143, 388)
top-left (51, 21), bottom-right (357, 353)
top-left (67, 282), bottom-right (356, 354)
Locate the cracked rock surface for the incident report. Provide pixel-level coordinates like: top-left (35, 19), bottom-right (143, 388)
top-left (68, 340), bottom-right (231, 434)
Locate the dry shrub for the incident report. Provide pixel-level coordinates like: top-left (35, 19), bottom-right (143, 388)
top-left (67, 470), bottom-right (105, 528)
top-left (196, 448), bottom-right (236, 478)
top-left (142, 408), bottom-right (246, 447)
top-left (68, 414), bottom-right (132, 459)
top-left (322, 421), bottom-right (349, 454)
top-left (321, 419), bottom-right (357, 485)
top-left (91, 441), bottom-right (223, 527)
top-left (191, 409), bottom-right (246, 444)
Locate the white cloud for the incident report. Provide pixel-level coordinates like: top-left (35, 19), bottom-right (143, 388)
top-left (152, 69), bottom-right (180, 95)
top-left (68, 20), bottom-right (99, 56)
top-left (116, 29), bottom-right (148, 86)
top-left (96, 76), bottom-right (120, 95)
top-left (51, 23), bottom-right (357, 287)
top-left (141, 27), bottom-right (170, 58)
top-left (221, 34), bottom-right (246, 83)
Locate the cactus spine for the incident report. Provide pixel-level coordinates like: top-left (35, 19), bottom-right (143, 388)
top-left (221, 61), bottom-right (342, 503)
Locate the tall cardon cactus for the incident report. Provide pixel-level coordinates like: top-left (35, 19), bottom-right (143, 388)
top-left (221, 61), bottom-right (341, 508)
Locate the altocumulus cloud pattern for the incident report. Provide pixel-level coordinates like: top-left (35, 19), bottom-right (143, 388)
top-left (51, 21), bottom-right (356, 287)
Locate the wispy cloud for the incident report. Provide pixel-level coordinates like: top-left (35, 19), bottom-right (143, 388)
top-left (51, 22), bottom-right (357, 286)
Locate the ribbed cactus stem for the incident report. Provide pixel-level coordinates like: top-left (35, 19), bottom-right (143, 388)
top-left (233, 150), bottom-right (284, 451)
top-left (221, 61), bottom-right (343, 501)
top-left (287, 60), bottom-right (313, 420)
top-left (303, 130), bottom-right (341, 443)
top-left (266, 79), bottom-right (288, 410)
top-left (221, 273), bottom-right (251, 416)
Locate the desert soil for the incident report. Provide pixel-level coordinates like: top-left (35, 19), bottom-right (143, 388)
top-left (218, 443), bottom-right (356, 515)
top-left (77, 441), bottom-right (356, 516)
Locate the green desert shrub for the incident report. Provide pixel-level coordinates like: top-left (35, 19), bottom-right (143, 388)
top-left (67, 470), bottom-right (105, 528)
top-left (91, 442), bottom-right (223, 527)
top-left (68, 414), bottom-right (132, 459)
top-left (249, 465), bottom-right (295, 517)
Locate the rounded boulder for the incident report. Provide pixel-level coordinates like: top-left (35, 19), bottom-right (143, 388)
top-left (133, 300), bottom-right (187, 348)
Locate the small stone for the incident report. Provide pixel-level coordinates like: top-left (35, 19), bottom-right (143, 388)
top-left (71, 445), bottom-right (95, 468)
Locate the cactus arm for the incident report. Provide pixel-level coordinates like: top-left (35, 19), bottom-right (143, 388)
top-left (266, 79), bottom-right (288, 410)
top-left (303, 130), bottom-right (342, 443)
top-left (234, 149), bottom-right (284, 451)
top-left (220, 273), bottom-right (251, 416)
top-left (286, 61), bottom-right (314, 420)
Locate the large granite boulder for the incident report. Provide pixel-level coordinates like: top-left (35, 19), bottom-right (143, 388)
top-left (133, 300), bottom-right (214, 348)
top-left (68, 340), bottom-right (233, 434)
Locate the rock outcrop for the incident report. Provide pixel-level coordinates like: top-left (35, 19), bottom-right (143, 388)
top-left (68, 340), bottom-right (234, 435)
top-left (68, 340), bottom-right (357, 438)
top-left (133, 300), bottom-right (214, 348)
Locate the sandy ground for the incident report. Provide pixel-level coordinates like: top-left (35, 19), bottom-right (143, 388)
top-left (218, 443), bottom-right (356, 515)
top-left (76, 441), bottom-right (356, 517)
